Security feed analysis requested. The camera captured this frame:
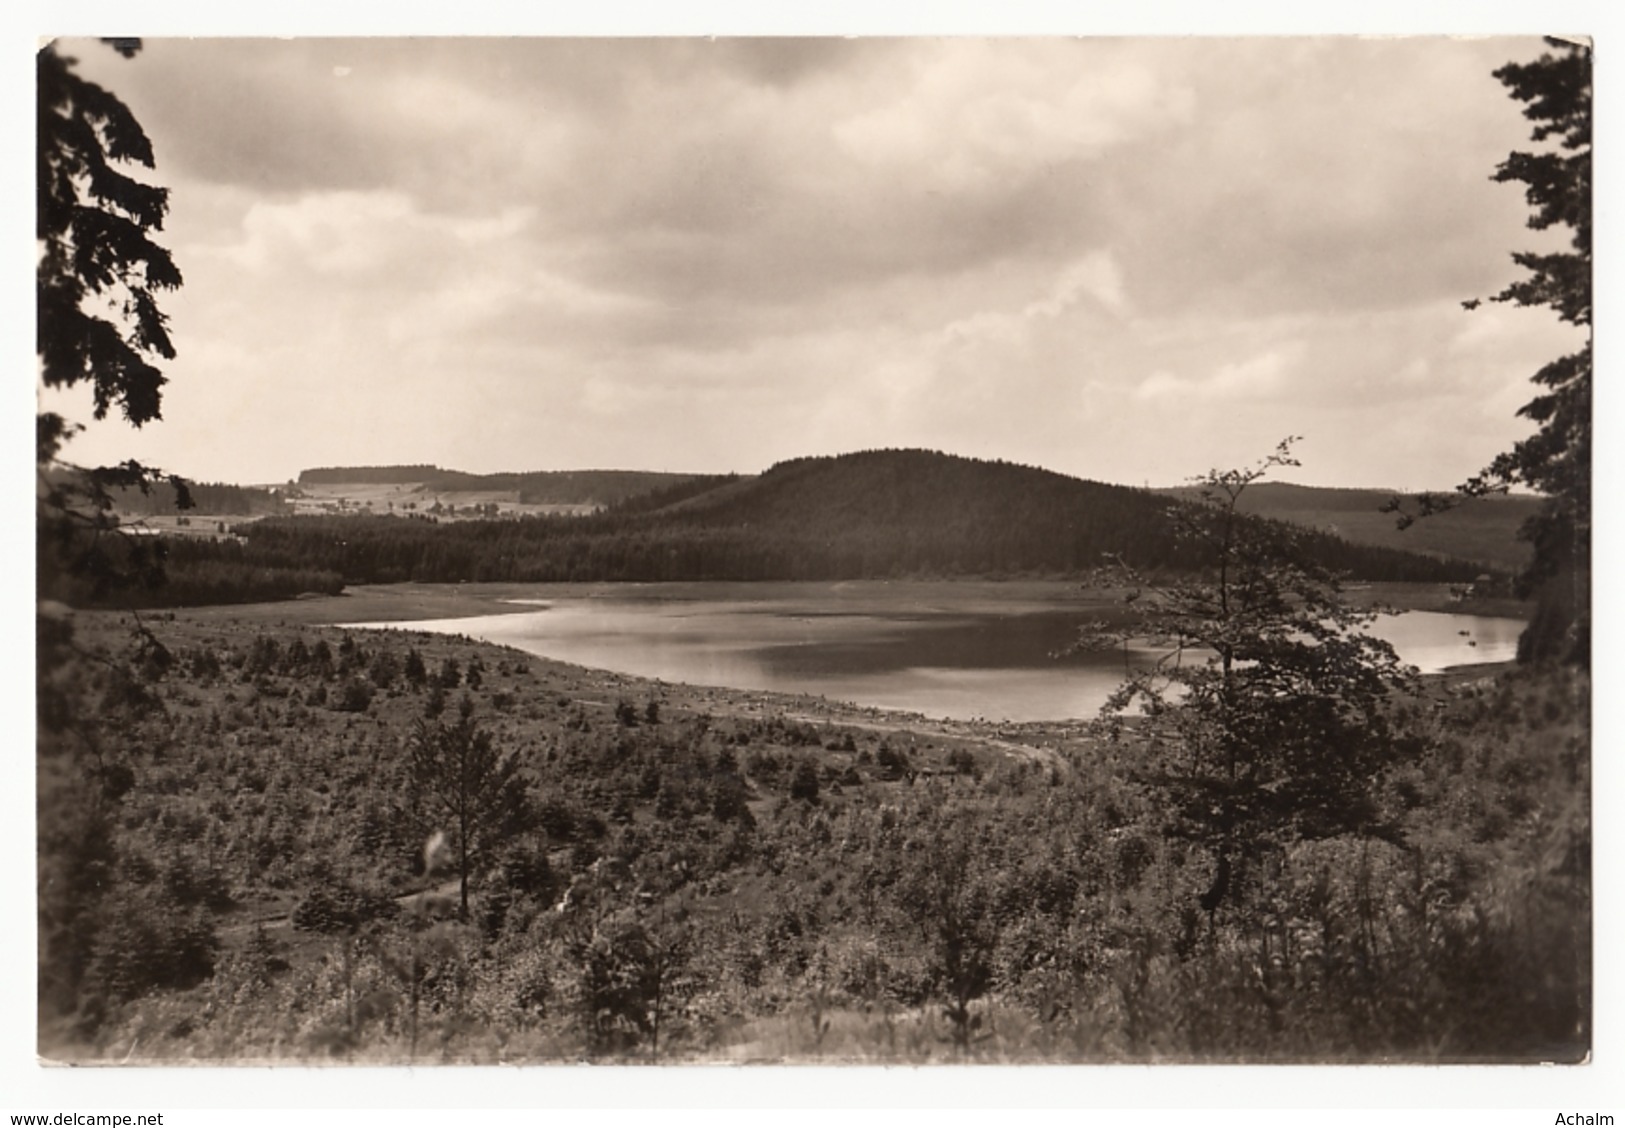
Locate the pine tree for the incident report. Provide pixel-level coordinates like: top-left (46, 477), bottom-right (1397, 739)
top-left (407, 706), bottom-right (529, 919)
top-left (1474, 39), bottom-right (1592, 664)
top-left (38, 39), bottom-right (181, 437)
top-left (1398, 38), bottom-right (1591, 663)
top-left (35, 41), bottom-right (188, 1024)
top-left (38, 38), bottom-right (189, 605)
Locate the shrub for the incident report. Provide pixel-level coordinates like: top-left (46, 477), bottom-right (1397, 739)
top-left (875, 743), bottom-right (910, 781)
top-left (290, 880), bottom-right (399, 934)
top-left (711, 771), bottom-right (754, 825)
top-left (789, 759), bottom-right (821, 803)
top-left (82, 891), bottom-right (219, 1011)
top-left (424, 681), bottom-right (446, 718)
top-left (574, 911), bottom-right (693, 1057)
top-left (161, 855), bottom-right (234, 911)
top-left (368, 647), bottom-right (400, 689)
top-left (334, 677), bottom-right (374, 713)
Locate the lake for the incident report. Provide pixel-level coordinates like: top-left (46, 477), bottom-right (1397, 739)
top-left (346, 582), bottom-right (1524, 723)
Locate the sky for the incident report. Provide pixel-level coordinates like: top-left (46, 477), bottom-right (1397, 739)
top-left (37, 32), bottom-right (1589, 491)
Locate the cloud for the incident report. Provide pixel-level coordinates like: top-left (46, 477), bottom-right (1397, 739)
top-left (831, 40), bottom-right (1194, 190)
top-left (1097, 37), bottom-right (1559, 320)
top-left (940, 250), bottom-right (1128, 351)
top-left (1136, 341), bottom-right (1306, 402)
top-left (42, 35), bottom-right (1576, 493)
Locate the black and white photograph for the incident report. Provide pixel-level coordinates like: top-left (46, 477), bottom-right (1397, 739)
top-left (21, 9), bottom-right (1605, 1118)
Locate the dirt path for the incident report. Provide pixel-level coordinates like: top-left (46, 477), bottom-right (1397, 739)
top-left (768, 707), bottom-right (1071, 767)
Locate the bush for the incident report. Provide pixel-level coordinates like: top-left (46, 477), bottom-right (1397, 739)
top-left (424, 681), bottom-right (446, 718)
top-left (291, 880), bottom-right (399, 934)
top-left (161, 855), bottom-right (234, 911)
top-left (711, 771), bottom-right (754, 824)
top-left (83, 892), bottom-right (219, 1010)
top-left (333, 677), bottom-right (374, 713)
top-left (577, 916), bottom-right (660, 1052)
top-left (574, 912), bottom-right (691, 1057)
top-left (876, 743), bottom-right (910, 781)
top-left (368, 648), bottom-right (400, 689)
top-left (403, 648), bottom-right (427, 687)
top-left (787, 759), bottom-right (821, 804)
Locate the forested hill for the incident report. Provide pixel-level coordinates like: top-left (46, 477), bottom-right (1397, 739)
top-left (236, 449), bottom-right (1486, 587)
top-left (298, 465), bottom-right (441, 485)
top-left (648, 450), bottom-right (1207, 571)
top-left (297, 465), bottom-right (699, 507)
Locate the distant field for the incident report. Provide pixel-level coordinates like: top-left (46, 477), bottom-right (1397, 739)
top-left (1160, 483), bottom-right (1538, 572)
top-left (113, 513), bottom-right (251, 538)
top-left (110, 482), bottom-right (589, 535)
top-left (1249, 504), bottom-right (1532, 572)
top-left (295, 465), bottom-right (699, 507)
top-left (289, 480), bottom-right (596, 519)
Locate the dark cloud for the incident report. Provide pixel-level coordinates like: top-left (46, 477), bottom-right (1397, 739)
top-left (62, 39), bottom-right (395, 194)
top-left (710, 38), bottom-right (889, 86)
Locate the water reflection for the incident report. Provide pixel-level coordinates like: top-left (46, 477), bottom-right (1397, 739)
top-left (347, 589), bottom-right (1523, 723)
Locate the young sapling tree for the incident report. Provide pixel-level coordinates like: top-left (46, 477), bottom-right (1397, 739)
top-left (1083, 440), bottom-right (1418, 920)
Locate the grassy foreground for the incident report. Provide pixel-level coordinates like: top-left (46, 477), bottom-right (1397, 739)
top-left (37, 594), bottom-right (1588, 1064)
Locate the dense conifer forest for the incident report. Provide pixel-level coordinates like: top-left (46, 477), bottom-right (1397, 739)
top-left (37, 517), bottom-right (344, 611)
top-left (110, 480), bottom-right (289, 517)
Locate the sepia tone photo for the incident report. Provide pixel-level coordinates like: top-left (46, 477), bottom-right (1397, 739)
top-left (34, 33), bottom-right (1590, 1073)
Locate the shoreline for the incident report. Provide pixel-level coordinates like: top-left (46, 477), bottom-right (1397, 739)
top-left (78, 597), bottom-right (1095, 769)
top-left (74, 579), bottom-right (1528, 757)
top-left (132, 577), bottom-right (1532, 630)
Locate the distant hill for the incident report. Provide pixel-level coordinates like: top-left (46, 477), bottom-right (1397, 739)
top-left (644, 450), bottom-right (1198, 573)
top-left (298, 464), bottom-right (441, 485)
top-left (1160, 482), bottom-right (1537, 572)
top-left (297, 465), bottom-right (701, 507)
top-left (239, 449), bottom-right (1488, 587)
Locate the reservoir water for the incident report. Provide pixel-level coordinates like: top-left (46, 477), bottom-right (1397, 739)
top-left (347, 583), bottom-right (1523, 723)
